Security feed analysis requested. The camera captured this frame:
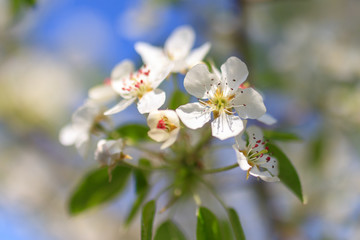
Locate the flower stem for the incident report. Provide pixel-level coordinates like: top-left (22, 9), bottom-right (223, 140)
top-left (201, 163), bottom-right (239, 174)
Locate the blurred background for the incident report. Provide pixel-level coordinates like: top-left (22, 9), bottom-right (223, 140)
top-left (0, 0), bottom-right (359, 239)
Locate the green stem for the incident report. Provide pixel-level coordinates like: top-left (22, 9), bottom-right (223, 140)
top-left (201, 163), bottom-right (239, 174)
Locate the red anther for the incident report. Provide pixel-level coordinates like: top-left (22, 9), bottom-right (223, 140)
top-left (239, 83), bottom-right (247, 89)
top-left (140, 80), bottom-right (144, 84)
top-left (139, 69), bottom-right (143, 74)
top-left (262, 141), bottom-right (265, 145)
top-left (259, 153), bottom-right (264, 158)
top-left (157, 119), bottom-right (166, 129)
top-left (135, 83), bottom-right (140, 88)
top-left (265, 146), bottom-right (269, 150)
top-left (256, 140), bottom-right (261, 143)
top-left (144, 70), bottom-right (150, 76)
top-left (266, 157), bottom-right (271, 162)
top-left (104, 78), bottom-right (111, 85)
top-left (122, 87), bottom-right (126, 91)
top-left (253, 144), bottom-right (259, 148)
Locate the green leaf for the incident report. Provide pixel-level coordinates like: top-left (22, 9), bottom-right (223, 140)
top-left (267, 143), bottom-right (304, 203)
top-left (227, 208), bottom-right (246, 240)
top-left (263, 130), bottom-right (300, 141)
top-left (154, 220), bottom-right (187, 240)
top-left (141, 200), bottom-right (156, 240)
top-left (168, 90), bottom-right (190, 110)
top-left (139, 158), bottom-right (152, 168)
top-left (110, 124), bottom-right (149, 143)
top-left (197, 207), bottom-right (221, 240)
top-left (125, 169), bottom-right (149, 225)
top-left (69, 166), bottom-right (131, 215)
top-left (219, 220), bottom-right (234, 240)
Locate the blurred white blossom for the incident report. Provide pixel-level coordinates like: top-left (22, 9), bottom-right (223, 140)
top-left (135, 25), bottom-right (211, 73)
top-left (105, 60), bottom-right (172, 115)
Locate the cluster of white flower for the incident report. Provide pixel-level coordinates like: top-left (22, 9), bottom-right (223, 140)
top-left (60, 25), bottom-right (279, 182)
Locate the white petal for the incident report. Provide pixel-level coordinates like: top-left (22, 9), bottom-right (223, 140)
top-left (250, 166), bottom-right (279, 182)
top-left (105, 139), bottom-right (124, 155)
top-left (220, 57), bottom-right (249, 95)
top-left (149, 62), bottom-right (173, 89)
top-left (88, 84), bottom-right (117, 103)
top-left (211, 65), bottom-right (222, 80)
top-left (211, 113), bottom-right (244, 140)
top-left (111, 60), bottom-right (134, 80)
top-left (257, 113), bottom-right (277, 125)
top-left (148, 129), bottom-right (170, 142)
top-left (165, 25), bottom-right (195, 61)
top-left (104, 98), bottom-right (135, 115)
top-left (135, 42), bottom-right (169, 66)
top-left (246, 126), bottom-right (266, 152)
top-left (163, 110), bottom-right (180, 126)
top-left (186, 42), bottom-right (211, 68)
top-left (72, 100), bottom-right (102, 128)
top-left (75, 132), bottom-right (91, 158)
top-left (147, 110), bottom-right (163, 129)
top-left (184, 64), bottom-right (218, 99)
top-left (176, 102), bottom-right (211, 129)
top-left (161, 128), bottom-right (179, 149)
top-left (234, 120), bottom-right (247, 149)
top-left (232, 144), bottom-right (251, 171)
top-left (232, 88), bottom-right (266, 119)
top-left (235, 135), bottom-right (247, 150)
top-left (59, 124), bottom-right (78, 146)
top-left (137, 89), bottom-right (166, 114)
top-left (171, 60), bottom-right (188, 73)
top-left (259, 156), bottom-right (279, 176)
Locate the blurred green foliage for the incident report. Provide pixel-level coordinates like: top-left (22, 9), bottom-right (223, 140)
top-left (68, 166), bottom-right (131, 215)
top-left (154, 221), bottom-right (187, 240)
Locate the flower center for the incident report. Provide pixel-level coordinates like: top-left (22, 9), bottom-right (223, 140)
top-left (156, 116), bottom-right (177, 132)
top-left (209, 87), bottom-right (235, 118)
top-left (119, 66), bottom-right (153, 99)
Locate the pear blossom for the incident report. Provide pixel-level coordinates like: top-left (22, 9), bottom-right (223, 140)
top-left (59, 100), bottom-right (109, 157)
top-left (176, 56), bottom-right (266, 140)
top-left (135, 25), bottom-right (211, 73)
top-left (147, 110), bottom-right (180, 149)
top-left (88, 78), bottom-right (117, 104)
top-left (104, 60), bottom-right (172, 115)
top-left (95, 139), bottom-right (130, 167)
top-left (233, 126), bottom-right (279, 182)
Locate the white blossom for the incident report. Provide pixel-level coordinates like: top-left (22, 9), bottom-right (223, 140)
top-left (233, 126), bottom-right (279, 182)
top-left (147, 110), bottom-right (180, 149)
top-left (135, 25), bottom-right (211, 73)
top-left (104, 60), bottom-right (172, 115)
top-left (59, 100), bottom-right (109, 157)
top-left (176, 56), bottom-right (266, 140)
top-left (88, 78), bottom-right (117, 104)
top-left (95, 139), bottom-right (130, 167)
